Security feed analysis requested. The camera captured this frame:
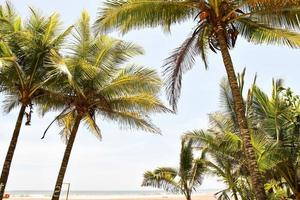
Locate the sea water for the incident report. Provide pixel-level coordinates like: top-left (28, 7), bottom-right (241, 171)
top-left (7, 190), bottom-right (217, 199)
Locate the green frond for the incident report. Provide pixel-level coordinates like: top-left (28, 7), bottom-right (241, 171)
top-left (2, 94), bottom-right (20, 113)
top-left (42, 12), bottom-right (61, 45)
top-left (100, 109), bottom-right (161, 133)
top-left (208, 112), bottom-right (235, 134)
top-left (92, 36), bottom-right (144, 71)
top-left (109, 93), bottom-right (171, 113)
top-left (82, 113), bottom-right (102, 140)
top-left (100, 64), bottom-right (162, 96)
top-left (219, 78), bottom-right (237, 124)
top-left (57, 111), bottom-right (76, 142)
top-left (248, 6), bottom-right (300, 30)
top-left (189, 157), bottom-right (206, 187)
top-left (142, 167), bottom-right (180, 193)
top-left (237, 18), bottom-right (300, 48)
top-left (179, 140), bottom-right (193, 180)
top-left (95, 0), bottom-right (197, 34)
top-left (245, 0), bottom-right (300, 9)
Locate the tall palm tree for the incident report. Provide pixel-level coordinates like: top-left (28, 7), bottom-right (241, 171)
top-left (142, 140), bottom-right (205, 200)
top-left (39, 11), bottom-right (171, 200)
top-left (0, 4), bottom-right (72, 199)
top-left (96, 1), bottom-right (300, 199)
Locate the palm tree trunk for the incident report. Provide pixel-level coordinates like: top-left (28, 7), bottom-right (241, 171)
top-left (216, 26), bottom-right (267, 200)
top-left (0, 105), bottom-right (26, 200)
top-left (51, 114), bottom-right (82, 200)
top-left (185, 192), bottom-right (191, 200)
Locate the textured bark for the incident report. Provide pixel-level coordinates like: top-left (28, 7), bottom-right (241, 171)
top-left (216, 27), bottom-right (267, 200)
top-left (0, 105), bottom-right (26, 200)
top-left (51, 114), bottom-right (82, 200)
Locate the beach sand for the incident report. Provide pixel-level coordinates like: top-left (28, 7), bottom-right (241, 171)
top-left (9, 194), bottom-right (216, 200)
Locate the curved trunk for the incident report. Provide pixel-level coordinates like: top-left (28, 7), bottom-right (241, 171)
top-left (216, 28), bottom-right (267, 200)
top-left (51, 114), bottom-right (82, 200)
top-left (0, 105), bottom-right (26, 200)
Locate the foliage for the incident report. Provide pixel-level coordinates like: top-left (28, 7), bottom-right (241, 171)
top-left (142, 140), bottom-right (206, 200)
top-left (40, 11), bottom-right (170, 140)
top-left (96, 0), bottom-right (300, 111)
top-left (184, 75), bottom-right (300, 199)
top-left (0, 3), bottom-right (72, 122)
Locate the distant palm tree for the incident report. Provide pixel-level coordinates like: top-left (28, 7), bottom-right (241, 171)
top-left (40, 11), bottom-right (170, 200)
top-left (142, 140), bottom-right (205, 200)
top-left (96, 2), bottom-right (300, 199)
top-left (184, 122), bottom-right (253, 200)
top-left (0, 4), bottom-right (72, 199)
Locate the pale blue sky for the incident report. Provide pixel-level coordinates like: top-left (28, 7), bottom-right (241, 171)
top-left (1, 0), bottom-right (300, 192)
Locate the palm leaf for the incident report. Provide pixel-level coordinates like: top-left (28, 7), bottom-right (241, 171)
top-left (95, 0), bottom-right (196, 33)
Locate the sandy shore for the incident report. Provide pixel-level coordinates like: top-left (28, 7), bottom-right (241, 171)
top-left (9, 194), bottom-right (216, 200)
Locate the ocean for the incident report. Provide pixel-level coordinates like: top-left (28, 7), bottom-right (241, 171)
top-left (6, 190), bottom-right (218, 199)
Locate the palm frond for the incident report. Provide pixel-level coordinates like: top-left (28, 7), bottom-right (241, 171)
top-left (163, 27), bottom-right (206, 111)
top-left (237, 18), bottom-right (300, 48)
top-left (95, 0), bottom-right (196, 33)
top-left (142, 167), bottom-right (180, 193)
top-left (82, 113), bottom-right (102, 140)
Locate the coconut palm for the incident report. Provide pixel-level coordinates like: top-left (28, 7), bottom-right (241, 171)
top-left (184, 77), bottom-right (300, 199)
top-left (142, 140), bottom-right (205, 200)
top-left (96, 1), bottom-right (300, 199)
top-left (252, 82), bottom-right (300, 199)
top-left (184, 117), bottom-right (246, 200)
top-left (38, 11), bottom-right (170, 200)
top-left (0, 4), bottom-right (72, 199)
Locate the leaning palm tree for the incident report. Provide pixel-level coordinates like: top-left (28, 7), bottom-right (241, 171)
top-left (0, 4), bottom-right (72, 199)
top-left (39, 11), bottom-right (170, 200)
top-left (142, 140), bottom-right (205, 200)
top-left (96, 1), bottom-right (300, 199)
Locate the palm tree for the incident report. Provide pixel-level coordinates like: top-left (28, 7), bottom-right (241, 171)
top-left (184, 76), bottom-right (300, 199)
top-left (251, 81), bottom-right (300, 199)
top-left (39, 11), bottom-right (171, 200)
top-left (183, 120), bottom-right (256, 200)
top-left (142, 140), bottom-right (205, 200)
top-left (95, 2), bottom-right (300, 199)
top-left (0, 4), bottom-right (72, 199)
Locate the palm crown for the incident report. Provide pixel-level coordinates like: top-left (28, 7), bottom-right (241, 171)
top-left (96, 0), bottom-right (300, 110)
top-left (42, 11), bottom-right (170, 138)
top-left (0, 6), bottom-right (72, 121)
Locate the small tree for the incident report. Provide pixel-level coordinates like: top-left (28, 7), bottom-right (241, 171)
top-left (142, 140), bottom-right (205, 200)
